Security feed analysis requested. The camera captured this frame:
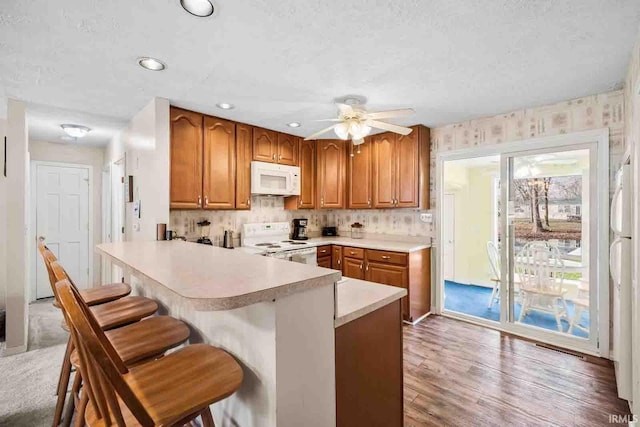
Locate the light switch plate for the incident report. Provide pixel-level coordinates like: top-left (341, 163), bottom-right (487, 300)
top-left (419, 213), bottom-right (433, 223)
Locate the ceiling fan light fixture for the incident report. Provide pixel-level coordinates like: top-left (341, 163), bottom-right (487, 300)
top-left (334, 122), bottom-right (349, 140)
top-left (60, 124), bottom-right (91, 139)
top-left (137, 57), bottom-right (166, 71)
top-left (349, 122), bottom-right (371, 140)
top-left (180, 0), bottom-right (214, 17)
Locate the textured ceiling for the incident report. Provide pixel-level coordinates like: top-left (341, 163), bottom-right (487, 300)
top-left (1, 0), bottom-right (639, 147)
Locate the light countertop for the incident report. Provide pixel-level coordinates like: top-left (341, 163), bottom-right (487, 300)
top-left (301, 236), bottom-right (430, 253)
top-left (334, 278), bottom-right (407, 328)
top-left (96, 241), bottom-right (341, 310)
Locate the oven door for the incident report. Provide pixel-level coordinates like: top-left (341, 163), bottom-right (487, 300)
top-left (251, 161), bottom-right (300, 196)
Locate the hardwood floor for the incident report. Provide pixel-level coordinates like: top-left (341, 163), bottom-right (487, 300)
top-left (403, 315), bottom-right (631, 427)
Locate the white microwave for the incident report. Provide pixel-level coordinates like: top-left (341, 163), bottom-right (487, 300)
top-left (251, 161), bottom-right (300, 196)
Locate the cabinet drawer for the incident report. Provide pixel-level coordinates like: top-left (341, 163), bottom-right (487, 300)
top-left (317, 245), bottom-right (332, 257)
top-left (343, 247), bottom-right (364, 260)
top-left (366, 249), bottom-right (407, 266)
top-left (317, 256), bottom-right (331, 268)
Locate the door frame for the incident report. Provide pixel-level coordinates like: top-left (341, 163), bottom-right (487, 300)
top-left (442, 192), bottom-right (455, 282)
top-left (30, 160), bottom-right (94, 302)
top-left (435, 128), bottom-right (610, 357)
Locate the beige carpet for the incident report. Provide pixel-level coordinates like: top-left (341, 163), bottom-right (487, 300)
top-left (0, 299), bottom-right (69, 426)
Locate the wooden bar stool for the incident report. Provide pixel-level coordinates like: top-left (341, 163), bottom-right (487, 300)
top-left (44, 259), bottom-right (159, 427)
top-left (56, 279), bottom-right (244, 427)
top-left (38, 240), bottom-right (132, 307)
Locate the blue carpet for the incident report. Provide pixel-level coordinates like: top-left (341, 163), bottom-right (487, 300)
top-left (444, 281), bottom-right (589, 338)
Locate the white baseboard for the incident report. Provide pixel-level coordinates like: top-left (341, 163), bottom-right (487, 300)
top-left (1, 343), bottom-right (27, 357)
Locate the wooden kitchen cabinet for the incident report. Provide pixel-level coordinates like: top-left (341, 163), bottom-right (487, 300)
top-left (342, 256), bottom-right (365, 280)
top-left (317, 245), bottom-right (332, 268)
top-left (332, 245), bottom-right (343, 270)
top-left (317, 256), bottom-right (332, 268)
top-left (170, 107), bottom-right (203, 209)
top-left (284, 139), bottom-right (315, 210)
top-left (371, 125), bottom-right (430, 209)
top-left (253, 127), bottom-right (278, 163)
top-left (277, 133), bottom-right (299, 166)
top-left (317, 139), bottom-right (346, 209)
top-left (347, 138), bottom-right (372, 209)
top-left (202, 116), bottom-right (236, 210)
top-left (235, 123), bottom-right (253, 210)
top-left (364, 247), bottom-right (431, 322)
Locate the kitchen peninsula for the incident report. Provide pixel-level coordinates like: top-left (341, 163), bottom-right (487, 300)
top-left (97, 240), bottom-right (406, 427)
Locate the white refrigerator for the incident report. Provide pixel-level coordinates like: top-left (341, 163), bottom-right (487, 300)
top-left (610, 163), bottom-right (632, 401)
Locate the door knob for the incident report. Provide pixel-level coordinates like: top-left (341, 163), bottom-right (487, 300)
top-left (38, 236), bottom-right (46, 242)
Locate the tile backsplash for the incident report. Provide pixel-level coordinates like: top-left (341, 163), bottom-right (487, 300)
top-left (170, 196), bottom-right (434, 243)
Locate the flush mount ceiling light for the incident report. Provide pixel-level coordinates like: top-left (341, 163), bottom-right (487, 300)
top-left (216, 103), bottom-right (234, 110)
top-left (60, 124), bottom-right (91, 139)
top-left (180, 0), bottom-right (214, 17)
top-left (60, 136), bottom-right (77, 142)
top-left (137, 57), bottom-right (166, 71)
top-left (287, 122), bottom-right (301, 128)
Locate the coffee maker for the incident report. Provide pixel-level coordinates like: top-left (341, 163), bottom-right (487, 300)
top-left (292, 218), bottom-right (309, 240)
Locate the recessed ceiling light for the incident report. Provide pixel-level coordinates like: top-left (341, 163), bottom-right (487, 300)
top-left (60, 124), bottom-right (91, 139)
top-left (138, 57), bottom-right (166, 71)
top-left (287, 122), bottom-right (301, 128)
top-left (180, 0), bottom-right (214, 17)
top-left (216, 103), bottom-right (234, 110)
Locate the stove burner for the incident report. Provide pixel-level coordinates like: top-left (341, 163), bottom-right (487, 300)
top-left (255, 243), bottom-right (274, 247)
top-left (281, 240), bottom-right (294, 243)
top-left (267, 245), bottom-right (281, 249)
top-left (290, 242), bottom-right (307, 245)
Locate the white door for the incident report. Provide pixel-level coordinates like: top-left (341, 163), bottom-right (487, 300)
top-left (35, 164), bottom-right (90, 298)
top-left (111, 158), bottom-right (125, 283)
top-left (442, 193), bottom-right (455, 281)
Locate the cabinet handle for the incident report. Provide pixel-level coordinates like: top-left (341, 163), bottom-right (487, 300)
top-left (272, 153), bottom-right (276, 160)
top-left (360, 262), bottom-right (363, 270)
top-left (368, 199), bottom-right (371, 207)
top-left (338, 259), bottom-right (341, 265)
top-left (381, 255), bottom-right (391, 260)
top-left (321, 197), bottom-right (324, 207)
top-left (366, 263), bottom-right (369, 271)
top-left (198, 196), bottom-right (202, 206)
top-left (279, 154), bottom-right (282, 160)
top-left (350, 251), bottom-right (356, 255)
top-left (299, 198), bottom-right (303, 207)
top-left (247, 198), bottom-right (251, 207)
top-left (204, 196), bottom-right (209, 206)
top-left (320, 249), bottom-right (327, 254)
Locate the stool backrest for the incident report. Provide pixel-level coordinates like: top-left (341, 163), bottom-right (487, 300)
top-left (55, 279), bottom-right (155, 427)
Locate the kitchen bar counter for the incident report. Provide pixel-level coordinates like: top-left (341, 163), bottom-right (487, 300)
top-left (302, 236), bottom-right (430, 253)
top-left (335, 279), bottom-right (407, 327)
top-left (97, 240), bottom-right (341, 310)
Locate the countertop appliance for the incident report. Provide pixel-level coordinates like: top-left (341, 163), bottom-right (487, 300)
top-left (251, 161), bottom-right (300, 196)
top-left (241, 222), bottom-right (317, 265)
top-left (610, 163), bottom-right (632, 401)
top-left (223, 230), bottom-right (234, 249)
top-left (196, 220), bottom-right (213, 245)
top-left (292, 218), bottom-right (309, 240)
top-left (322, 226), bottom-right (338, 237)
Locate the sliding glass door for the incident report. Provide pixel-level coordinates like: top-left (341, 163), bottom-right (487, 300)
top-left (439, 131), bottom-right (608, 355)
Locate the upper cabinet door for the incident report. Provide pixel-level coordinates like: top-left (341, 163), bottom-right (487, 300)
top-left (202, 116), bottom-right (236, 210)
top-left (277, 133), bottom-right (299, 166)
top-left (348, 138), bottom-right (372, 209)
top-left (317, 140), bottom-right (345, 209)
top-left (371, 133), bottom-right (396, 208)
top-left (253, 128), bottom-right (277, 163)
top-left (235, 123), bottom-right (253, 210)
top-left (170, 107), bottom-right (203, 209)
top-left (299, 139), bottom-right (316, 209)
top-left (395, 130), bottom-right (420, 208)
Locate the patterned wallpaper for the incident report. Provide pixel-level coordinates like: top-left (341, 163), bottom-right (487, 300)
top-left (430, 89), bottom-right (625, 204)
top-left (171, 89), bottom-right (626, 242)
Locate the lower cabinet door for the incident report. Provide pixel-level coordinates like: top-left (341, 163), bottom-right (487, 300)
top-left (365, 261), bottom-right (409, 319)
top-left (317, 256), bottom-right (332, 268)
top-left (342, 257), bottom-right (365, 280)
top-left (332, 245), bottom-right (343, 271)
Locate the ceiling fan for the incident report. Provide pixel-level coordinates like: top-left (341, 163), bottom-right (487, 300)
top-left (304, 98), bottom-right (415, 145)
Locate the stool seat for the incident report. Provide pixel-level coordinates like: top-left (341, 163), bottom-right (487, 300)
top-left (53, 282), bottom-right (132, 308)
top-left (85, 344), bottom-right (243, 426)
top-left (91, 296), bottom-right (158, 330)
top-left (70, 316), bottom-right (190, 368)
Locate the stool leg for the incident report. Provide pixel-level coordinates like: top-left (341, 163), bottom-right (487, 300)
top-left (201, 408), bottom-right (215, 427)
top-left (56, 337), bottom-right (73, 396)
top-left (74, 393), bottom-right (88, 427)
top-left (61, 371), bottom-right (81, 427)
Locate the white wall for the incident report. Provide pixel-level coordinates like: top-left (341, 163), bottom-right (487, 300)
top-left (29, 140), bottom-right (105, 286)
top-left (0, 117), bottom-right (6, 312)
top-left (4, 100), bottom-right (29, 354)
top-left (104, 98), bottom-right (170, 243)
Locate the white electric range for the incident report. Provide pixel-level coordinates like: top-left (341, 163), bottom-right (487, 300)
top-left (241, 222), bottom-right (317, 265)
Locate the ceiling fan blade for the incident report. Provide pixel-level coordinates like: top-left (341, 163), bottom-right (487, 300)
top-left (367, 120), bottom-right (413, 136)
top-left (314, 118), bottom-right (342, 122)
top-left (304, 124), bottom-right (339, 140)
top-left (336, 103), bottom-right (354, 117)
top-left (365, 109), bottom-right (415, 120)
